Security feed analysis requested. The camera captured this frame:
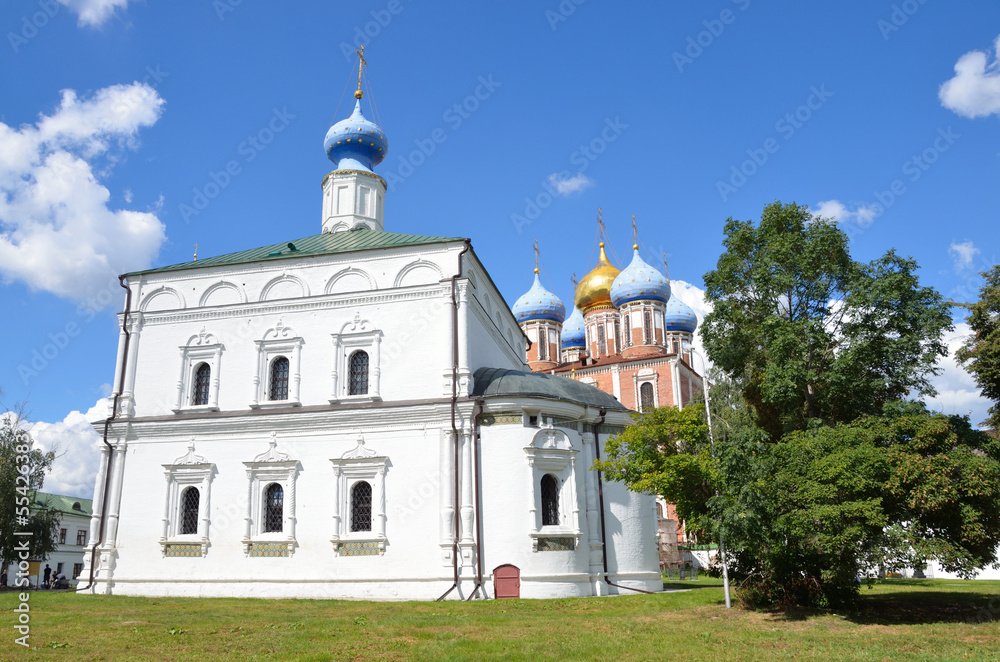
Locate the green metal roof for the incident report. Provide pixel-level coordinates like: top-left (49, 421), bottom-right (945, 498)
top-left (472, 368), bottom-right (629, 411)
top-left (128, 230), bottom-right (464, 277)
top-left (33, 492), bottom-right (93, 517)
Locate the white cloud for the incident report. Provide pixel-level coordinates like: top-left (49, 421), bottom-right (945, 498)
top-left (810, 199), bottom-right (879, 228)
top-left (926, 323), bottom-right (992, 426)
top-left (948, 240), bottom-right (980, 272)
top-left (669, 279), bottom-right (714, 372)
top-left (0, 83), bottom-right (166, 302)
top-left (58, 0), bottom-right (133, 28)
top-left (939, 34), bottom-right (1000, 119)
top-left (25, 398), bottom-right (108, 499)
top-left (548, 172), bottom-right (593, 196)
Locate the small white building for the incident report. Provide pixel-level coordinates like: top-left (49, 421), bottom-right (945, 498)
top-left (5, 493), bottom-right (91, 588)
top-left (79, 80), bottom-right (661, 600)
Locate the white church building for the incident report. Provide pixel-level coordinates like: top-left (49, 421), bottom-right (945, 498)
top-left (79, 74), bottom-right (661, 600)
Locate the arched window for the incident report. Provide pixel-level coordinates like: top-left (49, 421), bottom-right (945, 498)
top-left (672, 339), bottom-right (680, 354)
top-left (623, 314), bottom-right (631, 347)
top-left (614, 320), bottom-right (621, 354)
top-left (541, 474), bottom-right (559, 526)
top-left (180, 486), bottom-right (200, 535)
top-left (269, 356), bottom-right (289, 401)
top-left (192, 362), bottom-right (211, 406)
top-left (538, 328), bottom-right (548, 360)
top-left (263, 483), bottom-right (283, 532)
top-left (643, 310), bottom-right (653, 344)
top-left (348, 350), bottom-right (369, 396)
top-left (640, 382), bottom-right (655, 412)
top-left (597, 323), bottom-right (606, 356)
top-left (350, 481), bottom-right (372, 532)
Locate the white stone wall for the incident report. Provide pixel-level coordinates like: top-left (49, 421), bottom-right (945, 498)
top-left (85, 241), bottom-right (659, 599)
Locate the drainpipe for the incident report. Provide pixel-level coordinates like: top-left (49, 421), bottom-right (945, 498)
top-left (592, 408), bottom-right (654, 595)
top-left (437, 238), bottom-right (472, 602)
top-left (466, 399), bottom-right (486, 601)
top-left (78, 275), bottom-right (132, 592)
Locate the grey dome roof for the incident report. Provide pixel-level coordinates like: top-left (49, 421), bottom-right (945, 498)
top-left (472, 368), bottom-right (627, 411)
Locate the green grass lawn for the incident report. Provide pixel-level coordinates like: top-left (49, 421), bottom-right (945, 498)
top-left (0, 579), bottom-right (997, 661)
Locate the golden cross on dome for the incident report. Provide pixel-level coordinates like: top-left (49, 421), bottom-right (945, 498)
top-left (632, 214), bottom-right (638, 250)
top-left (571, 272), bottom-right (578, 287)
top-left (532, 239), bottom-right (540, 274)
top-left (355, 46), bottom-right (367, 99)
top-left (597, 207), bottom-right (605, 243)
top-left (663, 252), bottom-right (670, 280)
top-left (193, 243), bottom-right (198, 261)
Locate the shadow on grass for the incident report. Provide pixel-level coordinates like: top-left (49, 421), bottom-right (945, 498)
top-left (768, 586), bottom-right (998, 625)
top-left (661, 581), bottom-right (723, 591)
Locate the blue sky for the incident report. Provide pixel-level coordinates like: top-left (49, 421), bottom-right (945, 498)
top-left (1, 0), bottom-right (998, 495)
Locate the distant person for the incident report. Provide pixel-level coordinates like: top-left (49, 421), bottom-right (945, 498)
top-left (1, 569), bottom-right (7, 587)
top-left (43, 564), bottom-right (51, 588)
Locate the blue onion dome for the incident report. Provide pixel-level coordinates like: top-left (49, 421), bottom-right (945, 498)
top-left (513, 271), bottom-right (566, 324)
top-left (561, 306), bottom-right (586, 349)
top-left (610, 248), bottom-right (671, 306)
top-left (664, 295), bottom-right (698, 333)
top-left (324, 96), bottom-right (388, 173)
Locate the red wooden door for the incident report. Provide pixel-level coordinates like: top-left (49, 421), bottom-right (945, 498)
top-left (494, 564), bottom-right (520, 599)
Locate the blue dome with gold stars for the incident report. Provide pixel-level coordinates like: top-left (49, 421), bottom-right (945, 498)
top-left (324, 98), bottom-right (388, 173)
top-left (610, 249), bottom-right (670, 306)
top-left (560, 306), bottom-right (586, 349)
top-left (513, 273), bottom-right (565, 324)
top-left (664, 295), bottom-right (698, 333)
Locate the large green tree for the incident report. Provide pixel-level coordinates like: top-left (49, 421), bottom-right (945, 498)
top-left (595, 405), bottom-right (715, 537)
top-left (600, 202), bottom-right (1000, 610)
top-left (0, 403), bottom-right (60, 581)
top-left (956, 265), bottom-right (1000, 429)
top-left (701, 201), bottom-right (951, 440)
top-left (720, 406), bottom-right (1000, 608)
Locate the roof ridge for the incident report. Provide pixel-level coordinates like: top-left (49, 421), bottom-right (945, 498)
top-left (127, 230), bottom-right (465, 277)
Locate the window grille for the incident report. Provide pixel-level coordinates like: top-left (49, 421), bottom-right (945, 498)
top-left (181, 487), bottom-right (200, 535)
top-left (643, 310), bottom-right (652, 344)
top-left (348, 351), bottom-right (369, 395)
top-left (263, 483), bottom-right (283, 533)
top-left (269, 356), bottom-right (289, 401)
top-left (640, 382), bottom-right (654, 412)
top-left (541, 474), bottom-right (559, 526)
top-left (76, 529), bottom-right (87, 546)
top-left (623, 314), bottom-right (631, 347)
top-left (192, 362), bottom-right (211, 406)
top-left (597, 324), bottom-right (606, 356)
top-left (59, 529), bottom-right (66, 544)
top-left (350, 481), bottom-right (372, 532)
top-left (73, 563), bottom-right (83, 579)
top-left (672, 339), bottom-right (680, 354)
top-left (538, 328), bottom-right (547, 361)
top-left (614, 320), bottom-right (621, 354)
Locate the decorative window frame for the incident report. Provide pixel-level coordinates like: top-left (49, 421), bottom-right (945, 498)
top-left (251, 321), bottom-right (303, 408)
top-left (523, 422), bottom-right (581, 551)
top-left (242, 435), bottom-right (300, 556)
top-left (329, 434), bottom-right (388, 555)
top-left (160, 441), bottom-right (215, 556)
top-left (330, 314), bottom-right (382, 403)
top-left (635, 368), bottom-right (659, 411)
top-left (173, 328), bottom-right (224, 413)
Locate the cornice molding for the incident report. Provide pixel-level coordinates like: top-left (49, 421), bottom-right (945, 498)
top-left (136, 285), bottom-right (450, 327)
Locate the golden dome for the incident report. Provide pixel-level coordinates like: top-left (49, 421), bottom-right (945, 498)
top-left (574, 243), bottom-right (620, 312)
